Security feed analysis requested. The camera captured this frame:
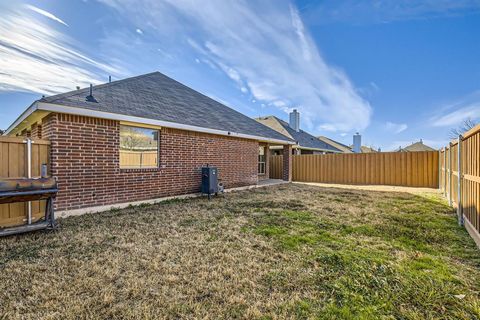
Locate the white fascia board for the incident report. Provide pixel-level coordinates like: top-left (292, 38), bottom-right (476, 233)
top-left (4, 102), bottom-right (38, 135)
top-left (36, 102), bottom-right (295, 145)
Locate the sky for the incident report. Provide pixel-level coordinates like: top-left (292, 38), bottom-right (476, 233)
top-left (0, 0), bottom-right (479, 151)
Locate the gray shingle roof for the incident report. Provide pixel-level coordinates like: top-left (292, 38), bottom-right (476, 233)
top-left (317, 136), bottom-right (353, 153)
top-left (396, 140), bottom-right (436, 152)
top-left (40, 72), bottom-right (292, 143)
top-left (255, 116), bottom-right (342, 152)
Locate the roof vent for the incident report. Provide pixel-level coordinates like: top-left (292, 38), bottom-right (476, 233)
top-left (85, 84), bottom-right (97, 103)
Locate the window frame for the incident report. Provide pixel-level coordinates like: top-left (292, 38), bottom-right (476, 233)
top-left (258, 146), bottom-right (266, 175)
top-left (119, 124), bottom-right (160, 170)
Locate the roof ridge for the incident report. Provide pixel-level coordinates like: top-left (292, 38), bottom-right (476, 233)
top-left (41, 71), bottom-right (161, 103)
top-left (255, 115), bottom-right (283, 122)
top-left (149, 77), bottom-right (295, 141)
top-left (318, 135), bottom-right (351, 149)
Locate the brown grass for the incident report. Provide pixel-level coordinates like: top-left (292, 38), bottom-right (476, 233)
top-left (1, 183), bottom-right (479, 319)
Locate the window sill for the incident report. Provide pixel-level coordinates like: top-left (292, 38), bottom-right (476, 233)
top-left (120, 167), bottom-right (162, 173)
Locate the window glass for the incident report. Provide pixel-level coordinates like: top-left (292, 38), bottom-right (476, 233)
top-left (258, 146), bottom-right (266, 174)
top-left (120, 125), bottom-right (159, 168)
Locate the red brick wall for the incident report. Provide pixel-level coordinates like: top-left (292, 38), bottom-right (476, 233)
top-left (282, 145), bottom-right (292, 181)
top-left (30, 122), bottom-right (42, 139)
top-left (42, 113), bottom-right (260, 211)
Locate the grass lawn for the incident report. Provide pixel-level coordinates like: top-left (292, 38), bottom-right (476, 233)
top-left (1, 183), bottom-right (480, 319)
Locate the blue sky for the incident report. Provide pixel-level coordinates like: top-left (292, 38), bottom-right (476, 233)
top-left (0, 0), bottom-right (479, 150)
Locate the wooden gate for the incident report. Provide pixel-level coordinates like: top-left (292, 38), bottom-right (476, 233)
top-left (0, 136), bottom-right (50, 227)
top-left (269, 155), bottom-right (283, 179)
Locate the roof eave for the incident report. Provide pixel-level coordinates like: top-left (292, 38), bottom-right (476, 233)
top-left (4, 101), bottom-right (39, 135)
top-left (25, 102), bottom-right (294, 145)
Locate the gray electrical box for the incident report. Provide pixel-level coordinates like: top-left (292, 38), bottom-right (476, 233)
top-left (201, 166), bottom-right (218, 197)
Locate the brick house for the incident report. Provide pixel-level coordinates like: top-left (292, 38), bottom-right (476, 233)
top-left (4, 72), bottom-right (294, 213)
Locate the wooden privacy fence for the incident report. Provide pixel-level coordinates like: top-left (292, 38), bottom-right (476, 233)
top-left (120, 150), bottom-right (157, 168)
top-left (0, 136), bottom-right (50, 227)
top-left (270, 151), bottom-right (439, 188)
top-left (440, 124), bottom-right (480, 246)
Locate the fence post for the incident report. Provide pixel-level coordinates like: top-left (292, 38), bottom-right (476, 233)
top-left (443, 148), bottom-right (447, 196)
top-left (457, 135), bottom-right (463, 226)
top-left (438, 150), bottom-right (441, 190)
top-left (448, 142), bottom-right (453, 206)
top-left (25, 138), bottom-right (33, 225)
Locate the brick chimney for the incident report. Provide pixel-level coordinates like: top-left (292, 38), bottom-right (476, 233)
top-left (353, 132), bottom-right (361, 153)
top-left (289, 109), bottom-right (300, 132)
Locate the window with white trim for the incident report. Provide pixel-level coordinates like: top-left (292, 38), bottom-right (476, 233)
top-left (258, 146), bottom-right (266, 174)
top-left (120, 125), bottom-right (159, 168)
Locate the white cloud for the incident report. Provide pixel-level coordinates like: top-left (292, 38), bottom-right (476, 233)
top-left (0, 4), bottom-right (121, 95)
top-left (98, 0), bottom-right (372, 132)
top-left (317, 123), bottom-right (338, 132)
top-left (272, 100), bottom-right (288, 108)
top-left (200, 58), bottom-right (217, 70)
top-left (357, 81), bottom-right (380, 98)
top-left (156, 47), bottom-right (173, 59)
top-left (385, 121), bottom-right (408, 134)
top-left (216, 62), bottom-right (242, 84)
top-left (25, 4), bottom-right (69, 27)
top-left (136, 28), bottom-right (143, 35)
top-left (432, 106), bottom-right (480, 127)
top-left (430, 91), bottom-right (480, 127)
top-left (370, 82), bottom-right (379, 91)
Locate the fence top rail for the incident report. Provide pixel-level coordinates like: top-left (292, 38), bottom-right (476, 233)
top-left (463, 123), bottom-right (480, 140)
top-left (0, 136), bottom-right (50, 145)
top-left (451, 140), bottom-right (459, 146)
top-left (291, 150), bottom-right (438, 157)
top-left (447, 123), bottom-right (480, 145)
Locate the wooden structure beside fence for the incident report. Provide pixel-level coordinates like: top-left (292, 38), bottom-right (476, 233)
top-left (270, 151), bottom-right (439, 188)
top-left (440, 124), bottom-right (480, 246)
top-left (0, 137), bottom-right (50, 227)
top-left (270, 155), bottom-right (283, 181)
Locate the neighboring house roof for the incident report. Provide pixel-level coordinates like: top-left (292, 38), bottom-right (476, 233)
top-left (347, 144), bottom-right (379, 153)
top-left (317, 136), bottom-right (353, 153)
top-left (6, 72), bottom-right (293, 144)
top-left (396, 140), bottom-right (436, 152)
top-left (359, 146), bottom-right (378, 153)
top-left (255, 116), bottom-right (342, 153)
top-left (318, 136), bottom-right (379, 154)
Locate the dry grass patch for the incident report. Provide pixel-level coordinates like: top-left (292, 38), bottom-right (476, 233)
top-left (1, 184), bottom-right (480, 319)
